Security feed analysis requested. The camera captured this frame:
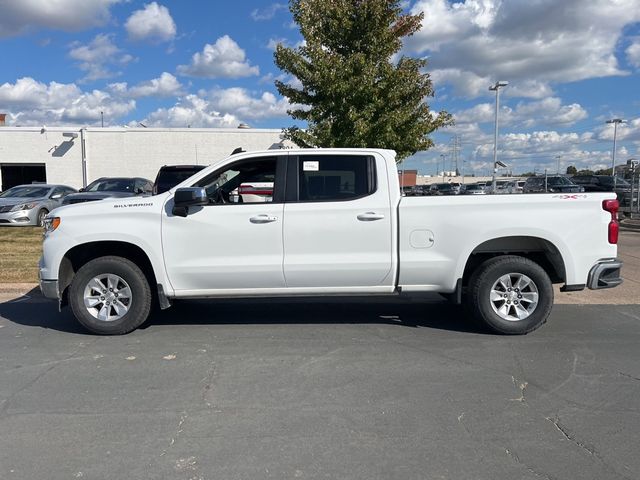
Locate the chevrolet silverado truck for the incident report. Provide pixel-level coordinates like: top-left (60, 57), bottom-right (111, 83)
top-left (39, 148), bottom-right (623, 335)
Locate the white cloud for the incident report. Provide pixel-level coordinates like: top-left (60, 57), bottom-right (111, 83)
top-left (627, 40), bottom-right (640, 68)
top-left (250, 3), bottom-right (287, 21)
top-left (0, 0), bottom-right (121, 37)
top-left (0, 77), bottom-right (135, 126)
top-left (207, 87), bottom-right (290, 120)
top-left (125, 2), bottom-right (176, 43)
top-left (136, 94), bottom-right (239, 128)
top-left (454, 97), bottom-right (587, 128)
top-left (111, 72), bottom-right (183, 98)
top-left (69, 34), bottom-right (133, 82)
top-left (136, 87), bottom-right (291, 127)
top-left (177, 35), bottom-right (259, 78)
top-left (407, 0), bottom-right (640, 98)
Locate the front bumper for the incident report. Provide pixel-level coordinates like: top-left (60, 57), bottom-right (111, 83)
top-left (38, 258), bottom-right (59, 300)
top-left (0, 209), bottom-right (38, 226)
top-left (587, 259), bottom-right (623, 290)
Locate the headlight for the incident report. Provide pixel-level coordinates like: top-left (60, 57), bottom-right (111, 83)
top-left (43, 216), bottom-right (61, 234)
top-left (10, 202), bottom-right (38, 211)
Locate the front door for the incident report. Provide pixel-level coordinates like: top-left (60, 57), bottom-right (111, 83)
top-left (162, 155), bottom-right (287, 293)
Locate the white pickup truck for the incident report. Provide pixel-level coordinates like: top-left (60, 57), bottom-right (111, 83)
top-left (39, 148), bottom-right (623, 335)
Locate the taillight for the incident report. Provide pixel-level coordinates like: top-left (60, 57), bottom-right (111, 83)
top-left (602, 199), bottom-right (619, 244)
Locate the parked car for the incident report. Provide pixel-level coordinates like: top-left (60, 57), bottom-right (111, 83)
top-left (0, 184), bottom-right (76, 226)
top-left (40, 148), bottom-right (622, 336)
top-left (153, 165), bottom-right (206, 195)
top-left (511, 180), bottom-right (526, 193)
top-left (463, 184), bottom-right (487, 195)
top-left (523, 176), bottom-right (584, 194)
top-left (571, 175), bottom-right (636, 206)
top-left (402, 185), bottom-right (422, 196)
top-left (431, 183), bottom-right (458, 195)
top-left (63, 177), bottom-right (153, 205)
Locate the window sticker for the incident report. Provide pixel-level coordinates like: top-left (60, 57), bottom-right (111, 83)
top-left (303, 160), bottom-right (319, 172)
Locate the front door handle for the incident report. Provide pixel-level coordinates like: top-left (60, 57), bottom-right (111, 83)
top-left (357, 212), bottom-right (385, 221)
top-left (250, 214), bottom-right (278, 224)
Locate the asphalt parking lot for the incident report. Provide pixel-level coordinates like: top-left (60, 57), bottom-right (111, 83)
top-left (0, 234), bottom-right (639, 479)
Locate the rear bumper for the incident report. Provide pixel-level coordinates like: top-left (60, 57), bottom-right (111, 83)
top-left (587, 259), bottom-right (623, 290)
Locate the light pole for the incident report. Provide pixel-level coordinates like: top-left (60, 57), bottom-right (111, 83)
top-left (556, 155), bottom-right (561, 175)
top-left (100, 111), bottom-right (104, 128)
top-left (606, 118), bottom-right (624, 188)
top-left (440, 154), bottom-right (446, 182)
top-left (490, 80), bottom-right (508, 193)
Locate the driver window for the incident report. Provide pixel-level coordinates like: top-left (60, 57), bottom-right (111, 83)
top-left (196, 157), bottom-right (277, 204)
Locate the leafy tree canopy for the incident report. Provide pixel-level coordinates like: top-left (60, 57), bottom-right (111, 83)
top-left (274, 0), bottom-right (452, 160)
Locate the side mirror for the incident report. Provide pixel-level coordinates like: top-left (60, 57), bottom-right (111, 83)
top-left (172, 187), bottom-right (208, 217)
top-left (51, 193), bottom-right (63, 200)
top-left (78, 188), bottom-right (85, 192)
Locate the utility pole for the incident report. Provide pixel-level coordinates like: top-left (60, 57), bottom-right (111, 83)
top-left (440, 154), bottom-right (446, 182)
top-left (100, 111), bottom-right (104, 128)
top-left (606, 118), bottom-right (624, 189)
top-left (489, 81), bottom-right (508, 193)
top-left (556, 155), bottom-right (561, 175)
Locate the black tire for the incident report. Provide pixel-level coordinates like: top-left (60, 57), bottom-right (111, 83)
top-left (37, 209), bottom-right (49, 227)
top-left (69, 256), bottom-right (152, 335)
top-left (466, 255), bottom-right (553, 335)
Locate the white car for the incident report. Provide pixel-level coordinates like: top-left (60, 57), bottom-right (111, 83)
top-left (39, 148), bottom-right (622, 335)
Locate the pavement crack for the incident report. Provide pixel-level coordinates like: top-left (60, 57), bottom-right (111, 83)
top-left (618, 372), bottom-right (640, 381)
top-left (159, 412), bottom-right (188, 457)
top-left (510, 375), bottom-right (528, 403)
top-left (545, 416), bottom-right (634, 480)
top-left (200, 360), bottom-right (217, 408)
top-left (505, 448), bottom-right (555, 480)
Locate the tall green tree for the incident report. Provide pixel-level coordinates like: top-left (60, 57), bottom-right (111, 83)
top-left (273, 0), bottom-right (452, 161)
top-left (566, 165), bottom-right (577, 175)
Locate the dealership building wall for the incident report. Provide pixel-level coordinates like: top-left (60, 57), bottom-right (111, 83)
top-left (0, 127), bottom-right (288, 190)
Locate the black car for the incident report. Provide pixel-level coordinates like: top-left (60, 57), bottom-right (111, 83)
top-left (523, 176), bottom-right (584, 194)
top-left (153, 165), bottom-right (206, 195)
top-left (571, 175), bottom-right (635, 206)
top-left (431, 183), bottom-right (458, 195)
top-left (62, 177), bottom-right (153, 205)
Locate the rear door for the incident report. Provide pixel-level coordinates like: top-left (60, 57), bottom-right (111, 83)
top-left (282, 153), bottom-right (394, 288)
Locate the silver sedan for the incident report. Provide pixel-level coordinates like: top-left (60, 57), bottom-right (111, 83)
top-left (0, 184), bottom-right (77, 227)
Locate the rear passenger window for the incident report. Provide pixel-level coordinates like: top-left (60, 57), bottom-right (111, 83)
top-left (298, 155), bottom-right (375, 202)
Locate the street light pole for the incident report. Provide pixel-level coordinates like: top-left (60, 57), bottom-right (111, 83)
top-left (490, 81), bottom-right (508, 193)
top-left (556, 155), bottom-right (561, 175)
top-left (606, 118), bottom-right (624, 188)
top-left (440, 154), bottom-right (445, 182)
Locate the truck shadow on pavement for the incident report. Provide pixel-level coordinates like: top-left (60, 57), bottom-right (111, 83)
top-left (0, 289), bottom-right (486, 335)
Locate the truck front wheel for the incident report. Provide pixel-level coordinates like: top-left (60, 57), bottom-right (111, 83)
top-left (466, 255), bottom-right (553, 335)
top-left (69, 256), bottom-right (152, 335)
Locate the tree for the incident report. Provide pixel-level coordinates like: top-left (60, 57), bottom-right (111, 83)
top-left (565, 165), bottom-right (577, 175)
top-left (273, 0), bottom-right (452, 161)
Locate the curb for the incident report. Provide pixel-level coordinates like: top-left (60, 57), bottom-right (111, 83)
top-left (0, 283), bottom-right (39, 295)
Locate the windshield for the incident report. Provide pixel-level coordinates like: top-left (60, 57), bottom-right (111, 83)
top-left (155, 168), bottom-right (204, 194)
top-left (0, 186), bottom-right (50, 198)
top-left (600, 176), bottom-right (630, 186)
top-left (86, 179), bottom-right (135, 192)
top-left (547, 177), bottom-right (574, 186)
top-left (467, 185), bottom-right (482, 190)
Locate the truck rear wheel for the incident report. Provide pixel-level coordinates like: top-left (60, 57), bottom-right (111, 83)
top-left (466, 255), bottom-right (553, 335)
top-left (69, 256), bottom-right (152, 335)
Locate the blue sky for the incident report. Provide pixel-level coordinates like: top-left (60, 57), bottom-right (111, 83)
top-left (0, 0), bottom-right (639, 174)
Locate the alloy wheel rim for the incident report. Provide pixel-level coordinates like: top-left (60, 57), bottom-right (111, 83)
top-left (489, 273), bottom-right (539, 321)
top-left (83, 274), bottom-right (132, 322)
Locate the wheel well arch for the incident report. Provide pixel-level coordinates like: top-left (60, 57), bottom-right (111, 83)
top-left (59, 241), bottom-right (157, 302)
top-left (462, 236), bottom-right (566, 284)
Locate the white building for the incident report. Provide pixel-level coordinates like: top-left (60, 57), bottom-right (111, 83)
top-left (0, 126), bottom-right (289, 190)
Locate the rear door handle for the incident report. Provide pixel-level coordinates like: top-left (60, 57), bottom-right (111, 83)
top-left (250, 214), bottom-right (278, 224)
top-left (357, 212), bottom-right (385, 221)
